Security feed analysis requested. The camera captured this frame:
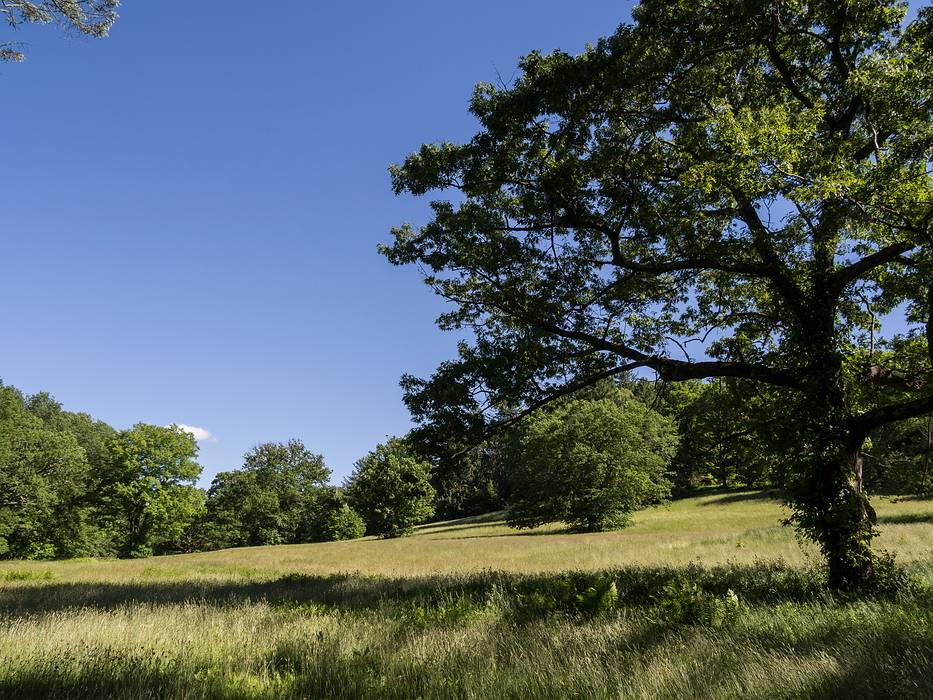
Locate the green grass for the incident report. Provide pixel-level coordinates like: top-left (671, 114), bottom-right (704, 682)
top-left (1, 491), bottom-right (931, 699)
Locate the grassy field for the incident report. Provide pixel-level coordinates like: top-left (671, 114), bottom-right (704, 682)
top-left (1, 491), bottom-right (931, 699)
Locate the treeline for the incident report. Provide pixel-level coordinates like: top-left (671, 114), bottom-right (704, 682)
top-left (2, 375), bottom-right (929, 560)
top-left (427, 377), bottom-right (933, 521)
top-left (0, 379), bottom-right (437, 560)
top-left (0, 381), bottom-right (200, 559)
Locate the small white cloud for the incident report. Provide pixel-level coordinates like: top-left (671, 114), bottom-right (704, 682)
top-left (172, 424), bottom-right (214, 442)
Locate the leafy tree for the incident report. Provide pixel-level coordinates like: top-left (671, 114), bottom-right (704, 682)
top-left (864, 414), bottom-right (933, 493)
top-left (383, 1), bottom-right (933, 590)
top-left (26, 391), bottom-right (116, 474)
top-left (345, 438), bottom-right (435, 538)
top-left (203, 440), bottom-right (330, 548)
top-left (100, 424), bottom-right (204, 557)
top-left (25, 391), bottom-right (119, 554)
top-left (1, 0), bottom-right (119, 62)
top-left (643, 378), bottom-right (788, 492)
top-left (427, 435), bottom-right (510, 520)
top-left (508, 387), bottom-right (676, 531)
top-left (302, 487), bottom-right (366, 542)
top-left (0, 383), bottom-right (89, 559)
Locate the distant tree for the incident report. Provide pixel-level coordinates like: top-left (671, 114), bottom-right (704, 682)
top-left (25, 391), bottom-right (119, 555)
top-left (1, 0), bottom-right (119, 62)
top-left (384, 1), bottom-right (933, 589)
top-left (642, 379), bottom-right (789, 492)
top-left (301, 487), bottom-right (365, 542)
top-left (203, 439), bottom-right (330, 548)
top-left (507, 387), bottom-right (676, 531)
top-left (346, 439), bottom-right (435, 538)
top-left (100, 424), bottom-right (204, 557)
top-left (428, 437), bottom-right (510, 520)
top-left (26, 391), bottom-right (116, 473)
top-left (0, 383), bottom-right (89, 559)
top-left (864, 414), bottom-right (933, 494)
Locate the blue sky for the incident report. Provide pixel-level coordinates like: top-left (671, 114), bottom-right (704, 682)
top-left (1, 1), bottom-right (632, 485)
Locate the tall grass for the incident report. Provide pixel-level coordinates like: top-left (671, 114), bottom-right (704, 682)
top-left (0, 491), bottom-right (930, 699)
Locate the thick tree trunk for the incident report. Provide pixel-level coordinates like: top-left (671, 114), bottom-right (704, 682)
top-left (820, 443), bottom-right (877, 590)
top-left (788, 339), bottom-right (878, 590)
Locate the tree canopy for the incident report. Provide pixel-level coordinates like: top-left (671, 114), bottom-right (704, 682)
top-left (99, 424), bottom-right (204, 558)
top-left (1, 0), bottom-right (119, 62)
top-left (507, 385), bottom-right (676, 531)
top-left (0, 383), bottom-right (88, 559)
top-left (346, 438), bottom-right (435, 538)
top-left (384, 0), bottom-right (933, 589)
top-left (203, 440), bottom-right (331, 548)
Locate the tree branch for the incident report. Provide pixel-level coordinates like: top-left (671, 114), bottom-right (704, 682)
top-left (450, 362), bottom-right (648, 458)
top-left (529, 317), bottom-right (803, 387)
top-left (830, 242), bottom-right (916, 292)
top-left (852, 394), bottom-right (933, 436)
top-left (733, 195), bottom-right (808, 313)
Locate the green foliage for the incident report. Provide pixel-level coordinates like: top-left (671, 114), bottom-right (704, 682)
top-left (428, 436), bottom-right (509, 519)
top-left (383, 0), bottom-right (933, 589)
top-left (865, 416), bottom-right (933, 494)
top-left (652, 580), bottom-right (745, 628)
top-left (202, 440), bottom-right (331, 548)
top-left (0, 383), bottom-right (89, 559)
top-left (574, 576), bottom-right (619, 617)
top-left (302, 488), bottom-right (365, 542)
top-left (346, 438), bottom-right (435, 538)
top-left (864, 550), bottom-right (920, 599)
top-left (0, 0), bottom-right (119, 62)
top-left (99, 424), bottom-right (204, 557)
top-left (507, 386), bottom-right (676, 531)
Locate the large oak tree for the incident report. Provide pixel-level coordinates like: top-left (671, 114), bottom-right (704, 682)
top-left (383, 0), bottom-right (933, 590)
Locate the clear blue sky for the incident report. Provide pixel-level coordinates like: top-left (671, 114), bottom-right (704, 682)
top-left (1, 1), bottom-right (633, 485)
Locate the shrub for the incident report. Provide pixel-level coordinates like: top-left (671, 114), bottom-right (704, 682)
top-left (317, 501), bottom-right (365, 543)
top-left (345, 438), bottom-right (435, 538)
top-left (507, 386), bottom-right (677, 531)
top-left (652, 580), bottom-right (745, 627)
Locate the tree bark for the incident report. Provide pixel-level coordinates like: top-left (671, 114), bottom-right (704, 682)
top-left (788, 318), bottom-right (878, 590)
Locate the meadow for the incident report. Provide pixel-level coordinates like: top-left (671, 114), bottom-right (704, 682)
top-left (1, 491), bottom-right (931, 699)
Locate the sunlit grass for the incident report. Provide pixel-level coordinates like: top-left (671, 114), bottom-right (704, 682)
top-left (3, 490), bottom-right (928, 582)
top-left (0, 491), bottom-right (930, 698)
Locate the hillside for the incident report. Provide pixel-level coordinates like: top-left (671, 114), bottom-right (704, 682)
top-left (1, 491), bottom-right (931, 699)
top-left (2, 490), bottom-right (930, 583)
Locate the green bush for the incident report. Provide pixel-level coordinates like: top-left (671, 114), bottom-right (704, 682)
top-left (652, 580), bottom-right (745, 627)
top-left (507, 386), bottom-right (676, 531)
top-left (316, 503), bottom-right (365, 542)
top-left (345, 439), bottom-right (435, 538)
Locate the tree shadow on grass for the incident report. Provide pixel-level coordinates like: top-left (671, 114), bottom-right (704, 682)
top-left (416, 511), bottom-right (506, 531)
top-left (876, 512), bottom-right (933, 525)
top-left (3, 603), bottom-right (928, 700)
top-left (413, 521), bottom-right (509, 537)
top-left (697, 489), bottom-right (783, 506)
top-left (447, 527), bottom-right (573, 539)
top-left (0, 562), bottom-right (833, 617)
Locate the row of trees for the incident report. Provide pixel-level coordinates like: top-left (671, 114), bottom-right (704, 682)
top-left (198, 438), bottom-right (437, 547)
top-left (428, 375), bottom-right (932, 525)
top-left (4, 371), bottom-right (927, 560)
top-left (0, 379), bottom-right (442, 559)
top-left (0, 382), bottom-right (201, 559)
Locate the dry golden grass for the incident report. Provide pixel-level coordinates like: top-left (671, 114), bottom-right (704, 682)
top-left (0, 491), bottom-right (930, 699)
top-left (1, 490), bottom-right (929, 582)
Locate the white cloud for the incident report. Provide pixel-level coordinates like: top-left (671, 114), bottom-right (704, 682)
top-left (172, 424), bottom-right (214, 442)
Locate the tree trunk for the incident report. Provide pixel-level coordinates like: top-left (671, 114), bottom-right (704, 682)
top-left (820, 443), bottom-right (877, 590)
top-left (787, 342), bottom-right (878, 591)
